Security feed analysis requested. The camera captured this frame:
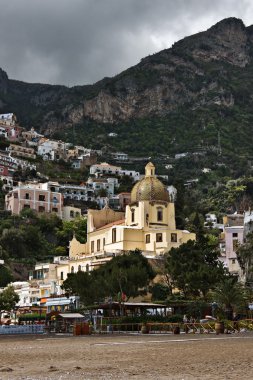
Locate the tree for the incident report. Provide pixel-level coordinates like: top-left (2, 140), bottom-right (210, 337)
top-left (0, 286), bottom-right (19, 324)
top-left (62, 250), bottom-right (155, 305)
top-left (96, 249), bottom-right (155, 300)
top-left (212, 277), bottom-right (247, 320)
top-left (0, 265), bottom-right (13, 287)
top-left (62, 271), bottom-right (105, 306)
top-left (150, 283), bottom-right (171, 301)
top-left (165, 239), bottom-right (226, 298)
top-left (56, 218), bottom-right (87, 246)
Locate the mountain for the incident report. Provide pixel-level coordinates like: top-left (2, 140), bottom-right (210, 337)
top-left (1, 17), bottom-right (253, 157)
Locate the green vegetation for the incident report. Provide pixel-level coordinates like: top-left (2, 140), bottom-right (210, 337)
top-left (62, 250), bottom-right (155, 305)
top-left (165, 238), bottom-right (226, 299)
top-left (0, 265), bottom-right (13, 287)
top-left (0, 211), bottom-right (87, 279)
top-left (0, 286), bottom-right (19, 315)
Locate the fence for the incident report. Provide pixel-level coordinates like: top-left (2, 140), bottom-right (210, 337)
top-left (0, 324), bottom-right (45, 335)
top-left (91, 320), bottom-right (253, 335)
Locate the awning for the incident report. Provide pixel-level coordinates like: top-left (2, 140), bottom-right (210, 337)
top-left (45, 299), bottom-right (72, 307)
top-left (58, 313), bottom-right (84, 319)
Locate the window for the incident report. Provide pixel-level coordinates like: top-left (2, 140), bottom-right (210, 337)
top-left (75, 212), bottom-right (80, 217)
top-left (60, 272), bottom-right (64, 280)
top-left (232, 232), bottom-right (238, 238)
top-left (156, 233), bottom-right (163, 242)
top-left (52, 207), bottom-right (58, 212)
top-left (38, 206), bottom-right (45, 213)
top-left (70, 210), bottom-right (74, 218)
top-left (233, 240), bottom-right (238, 251)
top-left (157, 207), bottom-right (163, 222)
top-left (146, 234), bottom-right (150, 244)
top-left (103, 238), bottom-right (105, 247)
top-left (91, 241), bottom-right (94, 253)
top-left (71, 266), bottom-right (74, 273)
top-left (171, 233), bottom-right (177, 243)
top-left (25, 193), bottom-right (29, 200)
top-left (78, 265), bottom-right (81, 271)
top-left (23, 205), bottom-right (30, 209)
top-left (86, 264), bottom-right (89, 272)
top-left (131, 208), bottom-right (135, 223)
top-left (97, 239), bottom-right (100, 252)
top-left (14, 192), bottom-right (18, 199)
top-left (39, 194), bottom-right (45, 201)
top-left (232, 259), bottom-right (236, 264)
top-left (112, 228), bottom-right (116, 243)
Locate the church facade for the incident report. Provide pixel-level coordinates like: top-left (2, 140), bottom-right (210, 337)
top-left (55, 163), bottom-right (195, 284)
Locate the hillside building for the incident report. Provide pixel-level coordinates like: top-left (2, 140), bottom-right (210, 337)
top-left (5, 182), bottom-right (63, 217)
top-left (37, 139), bottom-right (67, 161)
top-left (7, 144), bottom-right (36, 159)
top-left (90, 162), bottom-right (140, 182)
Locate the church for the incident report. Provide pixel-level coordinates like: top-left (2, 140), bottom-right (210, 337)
top-left (55, 163), bottom-right (195, 282)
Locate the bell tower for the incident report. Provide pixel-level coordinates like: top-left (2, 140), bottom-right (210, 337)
top-left (145, 162), bottom-right (155, 177)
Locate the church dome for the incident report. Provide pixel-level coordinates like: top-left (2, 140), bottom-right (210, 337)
top-left (131, 162), bottom-right (169, 203)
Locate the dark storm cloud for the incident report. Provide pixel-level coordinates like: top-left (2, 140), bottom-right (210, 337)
top-left (0, 0), bottom-right (252, 86)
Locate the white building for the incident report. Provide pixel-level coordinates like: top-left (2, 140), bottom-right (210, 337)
top-left (111, 152), bottom-right (129, 161)
top-left (60, 184), bottom-right (95, 202)
top-left (0, 113), bottom-right (16, 126)
top-left (90, 162), bottom-right (140, 182)
top-left (87, 177), bottom-right (118, 196)
top-left (11, 282), bottom-right (40, 307)
top-left (37, 139), bottom-right (67, 161)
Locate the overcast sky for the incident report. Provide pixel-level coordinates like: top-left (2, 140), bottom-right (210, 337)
top-left (1, 0), bottom-right (253, 86)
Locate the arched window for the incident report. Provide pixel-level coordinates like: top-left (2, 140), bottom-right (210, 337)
top-left (131, 208), bottom-right (135, 223)
top-left (112, 228), bottom-right (116, 243)
top-left (157, 207), bottom-right (163, 222)
top-left (71, 266), bottom-right (74, 273)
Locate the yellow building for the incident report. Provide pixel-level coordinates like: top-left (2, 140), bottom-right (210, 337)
top-left (53, 163), bottom-right (196, 283)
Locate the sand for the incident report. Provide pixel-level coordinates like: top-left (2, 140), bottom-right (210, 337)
top-left (0, 333), bottom-right (253, 379)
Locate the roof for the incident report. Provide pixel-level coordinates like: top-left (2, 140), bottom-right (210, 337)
top-left (0, 113), bottom-right (14, 120)
top-left (96, 219), bottom-right (125, 231)
top-left (93, 302), bottom-right (166, 310)
top-left (59, 313), bottom-right (85, 319)
top-left (93, 162), bottom-right (121, 169)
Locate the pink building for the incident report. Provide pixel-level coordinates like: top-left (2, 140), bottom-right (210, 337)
top-left (5, 182), bottom-right (63, 217)
top-left (224, 225), bottom-right (244, 277)
top-left (0, 165), bottom-right (10, 177)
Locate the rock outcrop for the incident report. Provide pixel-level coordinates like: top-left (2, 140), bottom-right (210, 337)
top-left (0, 17), bottom-right (252, 133)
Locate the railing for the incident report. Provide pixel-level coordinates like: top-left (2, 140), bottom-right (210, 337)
top-left (90, 320), bottom-right (253, 335)
top-left (0, 324), bottom-right (45, 335)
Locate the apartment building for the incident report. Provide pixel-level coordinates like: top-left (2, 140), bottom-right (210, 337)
top-left (5, 182), bottom-right (63, 217)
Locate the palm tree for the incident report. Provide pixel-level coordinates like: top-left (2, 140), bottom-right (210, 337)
top-left (212, 278), bottom-right (246, 320)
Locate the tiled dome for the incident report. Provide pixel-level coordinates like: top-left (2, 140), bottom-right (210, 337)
top-left (131, 163), bottom-right (169, 203)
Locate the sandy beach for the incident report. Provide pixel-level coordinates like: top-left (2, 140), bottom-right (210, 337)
top-left (0, 333), bottom-right (253, 379)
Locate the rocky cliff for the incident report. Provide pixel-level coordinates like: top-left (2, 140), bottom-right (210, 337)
top-left (0, 17), bottom-right (253, 137)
